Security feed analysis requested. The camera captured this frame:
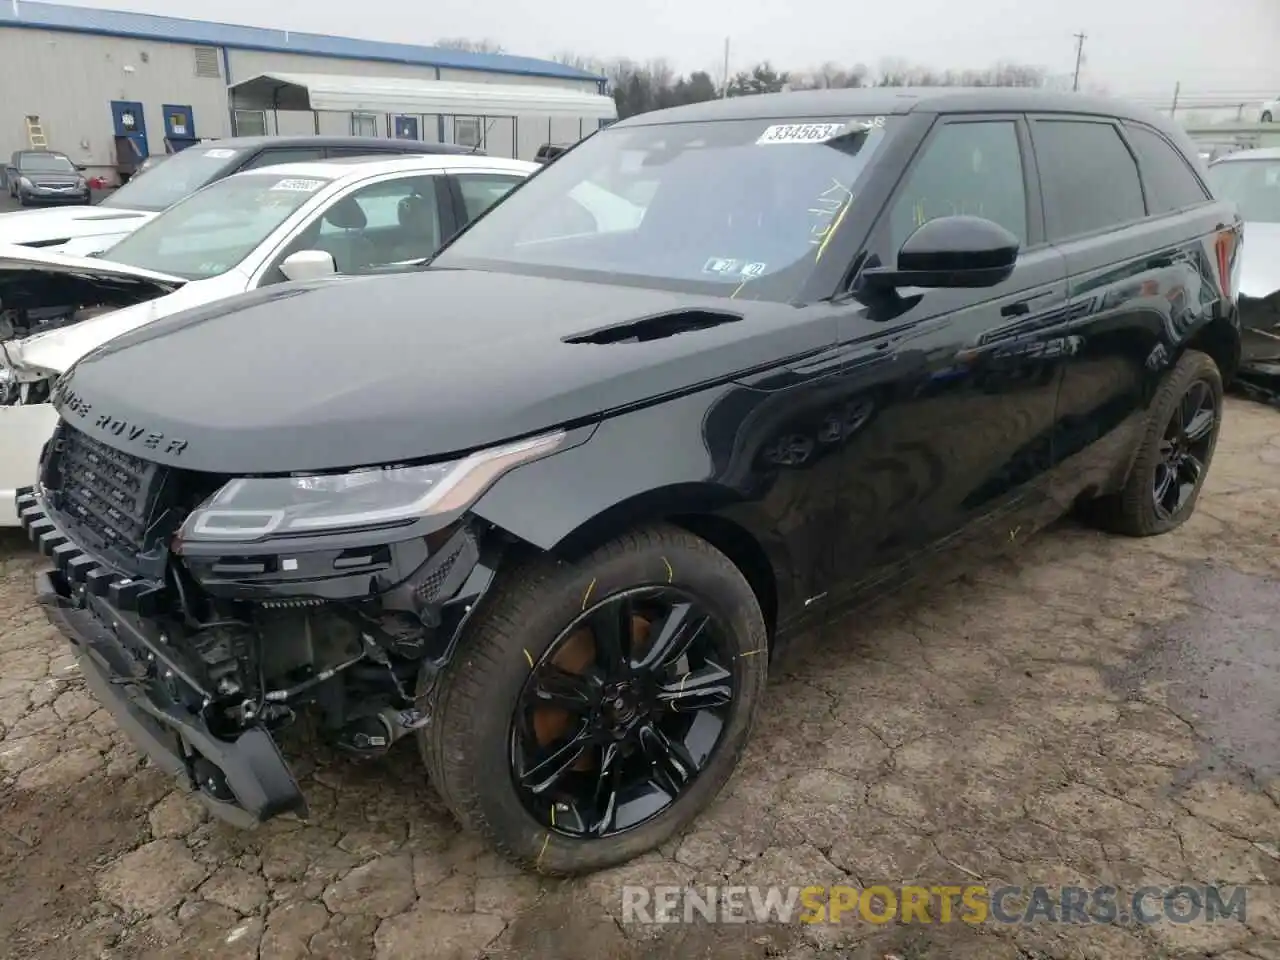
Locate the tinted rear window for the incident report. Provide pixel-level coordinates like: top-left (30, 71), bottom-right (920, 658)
top-left (100, 145), bottom-right (245, 211)
top-left (1033, 119), bottom-right (1145, 239)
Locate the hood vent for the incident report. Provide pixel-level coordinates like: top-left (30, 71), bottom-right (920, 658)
top-left (563, 308), bottom-right (741, 345)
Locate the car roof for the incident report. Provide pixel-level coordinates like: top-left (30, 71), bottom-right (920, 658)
top-left (226, 153), bottom-right (539, 181)
top-left (1213, 146), bottom-right (1280, 162)
top-left (190, 135), bottom-right (475, 155)
top-left (616, 87), bottom-right (1181, 130)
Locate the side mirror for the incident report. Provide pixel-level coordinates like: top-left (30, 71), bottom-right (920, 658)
top-left (860, 215), bottom-right (1019, 290)
top-left (280, 249), bottom-right (337, 282)
top-left (75, 164), bottom-right (86, 172)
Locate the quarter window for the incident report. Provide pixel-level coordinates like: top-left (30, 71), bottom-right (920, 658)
top-left (455, 173), bottom-right (525, 221)
top-left (1033, 120), bottom-right (1145, 239)
top-left (1124, 124), bottom-right (1211, 214)
top-left (888, 120), bottom-right (1027, 251)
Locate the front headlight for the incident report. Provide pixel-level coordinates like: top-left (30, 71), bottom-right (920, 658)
top-left (179, 430), bottom-right (565, 542)
top-left (17, 176), bottom-right (31, 188)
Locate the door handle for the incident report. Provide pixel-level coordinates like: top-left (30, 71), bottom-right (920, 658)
top-left (1001, 301), bottom-right (1032, 317)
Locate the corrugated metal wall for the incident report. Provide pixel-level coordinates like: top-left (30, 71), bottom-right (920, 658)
top-left (0, 27), bottom-right (604, 172)
top-left (0, 27), bottom-right (230, 170)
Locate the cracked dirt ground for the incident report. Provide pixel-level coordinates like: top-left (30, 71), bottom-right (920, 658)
top-left (2, 399), bottom-right (1279, 960)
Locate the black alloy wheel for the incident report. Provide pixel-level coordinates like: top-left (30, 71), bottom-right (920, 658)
top-left (1085, 348), bottom-right (1223, 537)
top-left (419, 524), bottom-right (768, 876)
top-left (1153, 378), bottom-right (1216, 520)
top-left (509, 586), bottom-right (736, 839)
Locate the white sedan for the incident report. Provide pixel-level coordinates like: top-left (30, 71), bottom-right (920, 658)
top-left (0, 153), bottom-right (540, 524)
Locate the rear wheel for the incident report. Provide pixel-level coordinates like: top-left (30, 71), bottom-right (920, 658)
top-left (1088, 349), bottom-right (1222, 537)
top-left (1263, 111), bottom-right (1274, 123)
top-left (420, 524), bottom-right (768, 876)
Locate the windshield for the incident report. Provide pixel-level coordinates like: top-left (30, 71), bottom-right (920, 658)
top-left (104, 172), bottom-right (334, 280)
top-left (433, 116), bottom-right (894, 301)
top-left (100, 145), bottom-right (246, 212)
top-left (19, 153), bottom-right (77, 174)
top-left (1207, 158), bottom-right (1280, 223)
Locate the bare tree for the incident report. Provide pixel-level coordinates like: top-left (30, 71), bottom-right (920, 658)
top-left (435, 37), bottom-right (506, 54)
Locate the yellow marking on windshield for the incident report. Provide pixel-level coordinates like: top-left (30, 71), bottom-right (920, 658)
top-left (816, 193), bottom-right (853, 262)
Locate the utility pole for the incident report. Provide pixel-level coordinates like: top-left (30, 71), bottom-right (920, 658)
top-left (1071, 32), bottom-right (1086, 92)
top-left (722, 37), bottom-right (730, 98)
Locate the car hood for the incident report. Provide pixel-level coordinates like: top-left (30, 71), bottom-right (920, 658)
top-left (9, 280), bottom-right (214, 377)
top-left (0, 205), bottom-right (154, 246)
top-left (1241, 221), bottom-right (1280, 300)
top-left (54, 269), bottom-right (837, 475)
top-left (0, 244), bottom-right (185, 374)
top-left (0, 243), bottom-right (185, 284)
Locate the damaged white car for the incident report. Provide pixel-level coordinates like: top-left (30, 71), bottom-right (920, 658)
top-left (0, 153), bottom-right (540, 523)
top-left (1206, 148), bottom-right (1280, 375)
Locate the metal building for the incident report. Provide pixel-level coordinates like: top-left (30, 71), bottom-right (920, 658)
top-left (0, 0), bottom-right (614, 175)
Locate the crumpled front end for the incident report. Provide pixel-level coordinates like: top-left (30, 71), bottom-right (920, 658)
top-left (15, 419), bottom-right (503, 826)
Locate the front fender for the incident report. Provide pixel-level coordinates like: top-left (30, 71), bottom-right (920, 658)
top-left (470, 380), bottom-right (816, 623)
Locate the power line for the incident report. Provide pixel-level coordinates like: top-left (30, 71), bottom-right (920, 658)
top-left (1071, 32), bottom-right (1086, 92)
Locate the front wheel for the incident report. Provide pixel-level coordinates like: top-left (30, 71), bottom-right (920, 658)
top-left (1263, 111), bottom-right (1274, 123)
top-left (420, 524), bottom-right (768, 876)
top-left (1089, 348), bottom-right (1223, 537)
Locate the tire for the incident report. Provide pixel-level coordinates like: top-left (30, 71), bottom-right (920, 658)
top-left (1263, 111), bottom-right (1274, 123)
top-left (1088, 348), bottom-right (1223, 537)
top-left (419, 523), bottom-right (769, 876)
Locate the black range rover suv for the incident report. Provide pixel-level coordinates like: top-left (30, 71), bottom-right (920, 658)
top-left (19, 88), bottom-right (1242, 876)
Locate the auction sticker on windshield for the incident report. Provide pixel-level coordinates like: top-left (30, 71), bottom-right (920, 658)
top-left (757, 123), bottom-right (846, 145)
top-left (204, 148), bottom-right (237, 158)
top-left (270, 178), bottom-right (327, 193)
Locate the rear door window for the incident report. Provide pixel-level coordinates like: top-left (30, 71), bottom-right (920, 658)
top-left (1124, 124), bottom-right (1211, 214)
top-left (1031, 119), bottom-right (1146, 240)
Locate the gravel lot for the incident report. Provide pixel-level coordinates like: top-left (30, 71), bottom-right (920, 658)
top-left (1, 398), bottom-right (1278, 960)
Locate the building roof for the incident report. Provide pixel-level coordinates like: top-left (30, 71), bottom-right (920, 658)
top-left (229, 72), bottom-right (618, 120)
top-left (237, 153), bottom-right (538, 179)
top-left (0, 0), bottom-right (601, 82)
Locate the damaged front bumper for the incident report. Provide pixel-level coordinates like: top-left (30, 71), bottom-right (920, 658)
top-left (18, 487), bottom-right (306, 825)
top-left (16, 483), bottom-right (503, 827)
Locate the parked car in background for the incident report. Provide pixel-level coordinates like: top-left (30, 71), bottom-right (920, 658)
top-left (1206, 147), bottom-right (1280, 374)
top-left (16, 88), bottom-right (1242, 876)
top-left (4, 150), bottom-right (89, 206)
top-left (0, 153), bottom-right (537, 522)
top-left (0, 136), bottom-right (481, 256)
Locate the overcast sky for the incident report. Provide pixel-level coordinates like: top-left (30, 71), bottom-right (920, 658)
top-left (66, 0), bottom-right (1280, 97)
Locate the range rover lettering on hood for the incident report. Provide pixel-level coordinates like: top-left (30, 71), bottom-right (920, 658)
top-left (57, 384), bottom-right (189, 455)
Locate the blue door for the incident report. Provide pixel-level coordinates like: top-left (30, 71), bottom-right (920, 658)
top-left (394, 116), bottom-right (419, 140)
top-left (110, 100), bottom-right (149, 158)
top-left (162, 103), bottom-right (197, 151)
